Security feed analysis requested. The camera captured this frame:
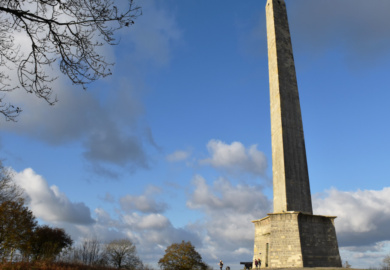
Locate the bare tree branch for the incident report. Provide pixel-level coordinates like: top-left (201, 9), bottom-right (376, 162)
top-left (0, 0), bottom-right (141, 121)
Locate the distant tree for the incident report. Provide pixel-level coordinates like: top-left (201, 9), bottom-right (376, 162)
top-left (142, 264), bottom-right (157, 270)
top-left (0, 161), bottom-right (23, 204)
top-left (80, 237), bottom-right (106, 266)
top-left (28, 225), bottom-right (73, 261)
top-left (158, 241), bottom-right (208, 270)
top-left (0, 199), bottom-right (37, 262)
top-left (65, 237), bottom-right (108, 266)
top-left (343, 260), bottom-right (351, 268)
top-left (0, 0), bottom-right (141, 121)
top-left (383, 255), bottom-right (390, 270)
top-left (105, 239), bottom-right (142, 269)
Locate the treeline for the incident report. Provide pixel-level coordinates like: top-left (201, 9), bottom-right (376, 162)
top-left (58, 238), bottom-right (155, 269)
top-left (0, 162), bottom-right (154, 269)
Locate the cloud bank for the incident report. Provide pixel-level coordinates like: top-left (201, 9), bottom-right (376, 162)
top-left (313, 187), bottom-right (390, 247)
top-left (11, 162), bottom-right (390, 268)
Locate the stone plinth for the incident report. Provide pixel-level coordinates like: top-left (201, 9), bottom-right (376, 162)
top-left (253, 213), bottom-right (342, 268)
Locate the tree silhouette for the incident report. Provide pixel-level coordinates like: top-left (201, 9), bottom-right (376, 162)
top-left (28, 225), bottom-right (73, 261)
top-left (0, 0), bottom-right (141, 121)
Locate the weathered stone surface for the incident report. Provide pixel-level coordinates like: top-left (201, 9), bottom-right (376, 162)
top-left (253, 213), bottom-right (342, 268)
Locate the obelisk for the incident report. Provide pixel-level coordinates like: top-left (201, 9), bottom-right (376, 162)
top-left (267, 0), bottom-right (312, 215)
top-left (252, 0), bottom-right (342, 267)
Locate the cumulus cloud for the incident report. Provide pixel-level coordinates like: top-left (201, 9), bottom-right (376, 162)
top-left (200, 140), bottom-right (268, 177)
top-left (67, 206), bottom-right (201, 264)
top-left (123, 213), bottom-right (170, 230)
top-left (120, 193), bottom-right (167, 214)
top-left (17, 168), bottom-right (390, 268)
top-left (166, 150), bottom-right (190, 162)
top-left (42, 181), bottom-right (201, 263)
top-left (187, 175), bottom-right (271, 261)
top-left (32, 174), bottom-right (270, 266)
top-left (13, 168), bottom-right (94, 225)
top-left (340, 241), bottom-right (390, 269)
top-left (120, 213), bottom-right (201, 251)
top-left (313, 187), bottom-right (390, 247)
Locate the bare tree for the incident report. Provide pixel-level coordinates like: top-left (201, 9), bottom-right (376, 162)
top-left (63, 237), bottom-right (107, 266)
top-left (0, 161), bottom-right (23, 204)
top-left (383, 255), bottom-right (390, 270)
top-left (142, 265), bottom-right (157, 270)
top-left (105, 239), bottom-right (142, 269)
top-left (80, 237), bottom-right (106, 266)
top-left (343, 261), bottom-right (352, 269)
top-left (0, 0), bottom-right (141, 121)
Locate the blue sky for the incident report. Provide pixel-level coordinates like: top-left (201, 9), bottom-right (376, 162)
top-left (1, 0), bottom-right (390, 268)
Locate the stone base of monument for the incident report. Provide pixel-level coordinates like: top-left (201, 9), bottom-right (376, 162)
top-left (252, 212), bottom-right (342, 268)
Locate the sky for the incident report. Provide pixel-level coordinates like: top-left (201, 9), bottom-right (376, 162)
top-left (1, 0), bottom-right (390, 268)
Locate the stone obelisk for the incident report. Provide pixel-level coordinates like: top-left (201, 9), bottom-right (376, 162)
top-left (252, 0), bottom-right (342, 268)
top-left (267, 0), bottom-right (312, 215)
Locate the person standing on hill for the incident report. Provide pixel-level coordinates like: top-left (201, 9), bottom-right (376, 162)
top-left (219, 260), bottom-right (224, 270)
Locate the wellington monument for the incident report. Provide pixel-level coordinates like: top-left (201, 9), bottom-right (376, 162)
top-left (252, 0), bottom-right (342, 267)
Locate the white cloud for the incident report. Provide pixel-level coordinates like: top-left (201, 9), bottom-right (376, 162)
top-left (187, 175), bottom-right (271, 262)
top-left (13, 168), bottom-right (94, 225)
top-left (233, 247), bottom-right (252, 256)
top-left (120, 193), bottom-right (167, 214)
top-left (313, 187), bottom-right (390, 247)
top-left (123, 213), bottom-right (170, 230)
top-left (37, 186), bottom-right (201, 264)
top-left (14, 167), bottom-right (390, 268)
top-left (340, 241), bottom-right (390, 269)
top-left (166, 150), bottom-right (190, 162)
top-left (185, 179), bottom-right (390, 267)
top-left (200, 140), bottom-right (268, 177)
